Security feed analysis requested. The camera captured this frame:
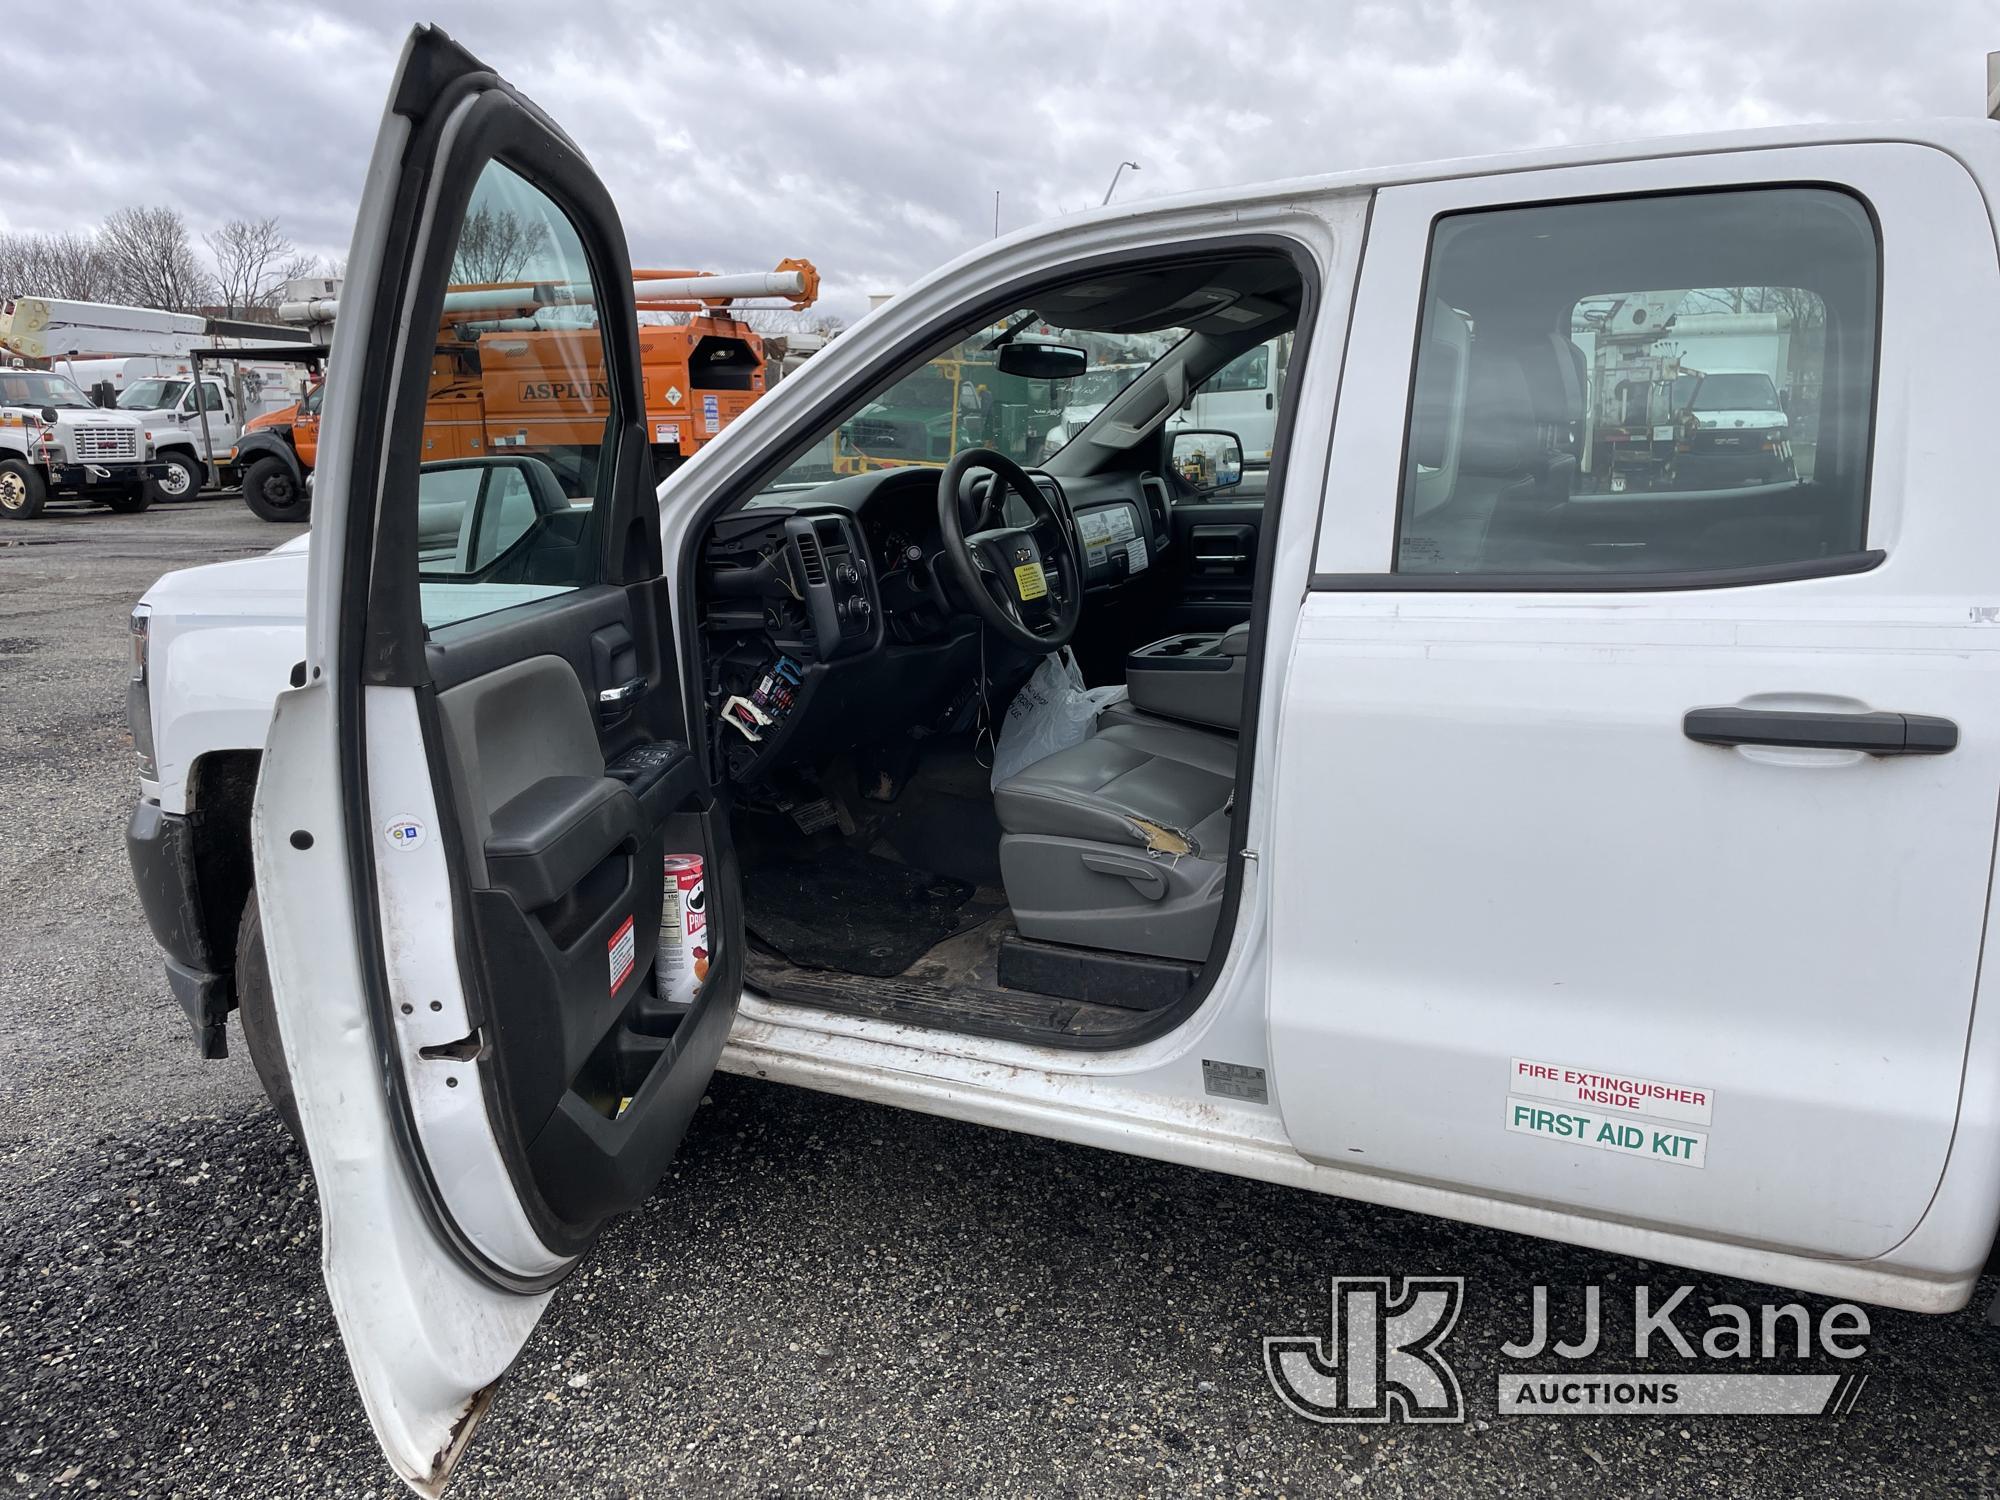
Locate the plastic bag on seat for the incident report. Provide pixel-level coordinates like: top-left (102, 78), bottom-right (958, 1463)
top-left (990, 647), bottom-right (1127, 791)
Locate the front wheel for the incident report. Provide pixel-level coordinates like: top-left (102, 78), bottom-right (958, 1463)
top-left (241, 455), bottom-right (308, 523)
top-left (0, 458), bottom-right (48, 519)
top-left (235, 891), bottom-right (302, 1144)
top-left (149, 450), bottom-right (202, 503)
top-left (104, 487), bottom-right (152, 514)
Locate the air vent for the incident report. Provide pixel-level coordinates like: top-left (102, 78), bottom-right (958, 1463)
top-left (795, 531), bottom-right (827, 586)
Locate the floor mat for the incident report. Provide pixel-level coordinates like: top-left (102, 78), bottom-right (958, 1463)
top-left (744, 845), bottom-right (1006, 978)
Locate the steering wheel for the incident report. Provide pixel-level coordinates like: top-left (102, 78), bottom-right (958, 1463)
top-left (935, 448), bottom-right (1084, 653)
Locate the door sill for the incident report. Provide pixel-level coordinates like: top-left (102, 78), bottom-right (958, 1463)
top-left (746, 953), bottom-right (1143, 1046)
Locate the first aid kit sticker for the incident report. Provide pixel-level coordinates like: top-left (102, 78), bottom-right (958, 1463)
top-left (608, 914), bottom-right (636, 994)
top-left (1506, 1098), bottom-right (1707, 1168)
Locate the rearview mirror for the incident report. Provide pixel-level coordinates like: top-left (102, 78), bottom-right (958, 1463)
top-left (996, 341), bottom-right (1088, 381)
top-left (1171, 429), bottom-right (1244, 493)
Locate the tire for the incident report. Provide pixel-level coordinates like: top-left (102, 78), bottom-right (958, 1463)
top-left (242, 455), bottom-right (308, 523)
top-left (235, 891), bottom-right (303, 1144)
top-left (150, 450), bottom-right (202, 504)
top-left (104, 487), bottom-right (152, 514)
top-left (0, 458), bottom-right (47, 519)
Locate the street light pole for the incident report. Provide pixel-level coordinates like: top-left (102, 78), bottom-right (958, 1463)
top-left (1101, 160), bottom-right (1140, 206)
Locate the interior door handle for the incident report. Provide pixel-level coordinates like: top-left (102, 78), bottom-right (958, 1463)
top-left (598, 677), bottom-right (646, 713)
top-left (1683, 706), bottom-right (1958, 756)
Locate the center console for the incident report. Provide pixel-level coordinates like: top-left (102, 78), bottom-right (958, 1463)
top-left (1123, 625), bottom-right (1249, 731)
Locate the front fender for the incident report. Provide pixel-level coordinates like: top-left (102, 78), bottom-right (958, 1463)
top-left (151, 616), bottom-right (304, 814)
top-left (233, 433), bottom-right (304, 485)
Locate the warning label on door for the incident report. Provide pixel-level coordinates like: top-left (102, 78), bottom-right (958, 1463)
top-left (1506, 1098), bottom-right (1707, 1169)
top-left (1509, 1057), bottom-right (1712, 1126)
top-left (608, 914), bottom-right (636, 994)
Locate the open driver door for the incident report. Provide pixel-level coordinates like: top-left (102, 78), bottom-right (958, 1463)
top-left (251, 27), bottom-right (741, 1492)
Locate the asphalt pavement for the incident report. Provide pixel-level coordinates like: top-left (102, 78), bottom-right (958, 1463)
top-left (3, 494), bottom-right (1999, 1498)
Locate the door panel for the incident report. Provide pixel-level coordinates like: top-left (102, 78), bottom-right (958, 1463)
top-left (252, 26), bottom-right (739, 1491)
top-left (1270, 144), bottom-right (2000, 1271)
top-left (1162, 497), bottom-right (1262, 632)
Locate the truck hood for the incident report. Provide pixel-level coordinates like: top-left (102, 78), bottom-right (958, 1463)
top-left (139, 533), bottom-right (569, 631)
top-left (141, 535), bottom-right (310, 621)
top-left (1, 403), bottom-right (145, 428)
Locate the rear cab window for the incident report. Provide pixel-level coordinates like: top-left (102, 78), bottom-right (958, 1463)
top-left (1394, 188), bottom-right (1880, 581)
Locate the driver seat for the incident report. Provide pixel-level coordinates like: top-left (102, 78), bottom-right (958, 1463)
top-left (992, 714), bottom-right (1234, 962)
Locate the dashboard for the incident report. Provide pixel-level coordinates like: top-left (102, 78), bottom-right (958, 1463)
top-left (699, 463), bottom-right (1174, 780)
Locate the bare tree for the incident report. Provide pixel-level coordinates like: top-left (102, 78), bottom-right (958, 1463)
top-left (205, 216), bottom-right (318, 317)
top-left (450, 207), bottom-right (551, 285)
top-left (97, 205), bottom-right (212, 311)
top-left (734, 309), bottom-right (849, 338)
top-left (0, 230), bottom-right (117, 301)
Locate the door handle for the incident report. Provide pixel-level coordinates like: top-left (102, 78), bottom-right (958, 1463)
top-left (598, 677), bottom-right (646, 717)
top-left (1683, 706), bottom-right (1957, 756)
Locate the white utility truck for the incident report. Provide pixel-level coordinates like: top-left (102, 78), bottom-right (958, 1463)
top-left (121, 26), bottom-right (2000, 1491)
top-left (0, 294), bottom-right (313, 504)
top-left (0, 364), bottom-right (161, 517)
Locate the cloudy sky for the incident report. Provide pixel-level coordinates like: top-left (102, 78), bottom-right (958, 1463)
top-left (3, 1), bottom-right (1994, 321)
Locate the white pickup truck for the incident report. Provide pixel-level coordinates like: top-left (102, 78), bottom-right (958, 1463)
top-left (124, 24), bottom-right (2000, 1493)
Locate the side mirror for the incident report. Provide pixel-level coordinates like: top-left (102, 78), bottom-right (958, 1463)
top-left (995, 341), bottom-right (1087, 381)
top-left (1171, 429), bottom-right (1244, 494)
top-left (416, 454), bottom-right (570, 576)
top-left (39, 406), bottom-right (58, 424)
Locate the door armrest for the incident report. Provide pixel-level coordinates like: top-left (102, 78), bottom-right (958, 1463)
top-left (484, 775), bottom-right (640, 911)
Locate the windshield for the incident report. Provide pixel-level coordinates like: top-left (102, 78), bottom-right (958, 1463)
top-left (0, 371), bottom-right (96, 410)
top-left (764, 310), bottom-right (1187, 490)
top-left (1690, 372), bottom-right (1779, 411)
top-left (118, 378), bottom-right (189, 411)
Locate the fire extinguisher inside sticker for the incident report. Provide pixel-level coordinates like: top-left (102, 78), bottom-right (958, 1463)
top-left (608, 914), bottom-right (636, 994)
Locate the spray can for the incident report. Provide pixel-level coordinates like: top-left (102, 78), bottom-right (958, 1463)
top-left (660, 853), bottom-right (708, 1005)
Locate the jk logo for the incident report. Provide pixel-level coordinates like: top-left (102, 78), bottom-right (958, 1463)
top-left (1264, 1277), bottom-right (1465, 1424)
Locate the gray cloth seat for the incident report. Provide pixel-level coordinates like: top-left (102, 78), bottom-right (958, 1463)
top-left (993, 716), bottom-right (1235, 962)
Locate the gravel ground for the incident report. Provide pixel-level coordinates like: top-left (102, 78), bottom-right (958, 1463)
top-left (4, 495), bottom-right (2000, 1498)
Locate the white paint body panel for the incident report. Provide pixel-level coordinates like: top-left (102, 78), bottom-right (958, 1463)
top-left (1281, 142), bottom-right (2000, 1274)
top-left (255, 682), bottom-right (549, 1488)
top-left (251, 48), bottom-right (553, 1493)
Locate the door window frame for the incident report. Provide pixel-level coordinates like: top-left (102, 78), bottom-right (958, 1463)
top-left (668, 232), bottom-right (1326, 1050)
top-left (350, 88), bottom-right (657, 690)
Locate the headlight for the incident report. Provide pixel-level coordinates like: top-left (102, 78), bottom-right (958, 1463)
top-left (126, 604), bottom-right (156, 780)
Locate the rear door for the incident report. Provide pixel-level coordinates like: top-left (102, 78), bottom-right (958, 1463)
top-left (1269, 144), bottom-right (2000, 1274)
top-left (251, 27), bottom-right (739, 1490)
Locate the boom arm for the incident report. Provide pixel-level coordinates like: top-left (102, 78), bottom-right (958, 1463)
top-left (277, 258), bottom-right (821, 328)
